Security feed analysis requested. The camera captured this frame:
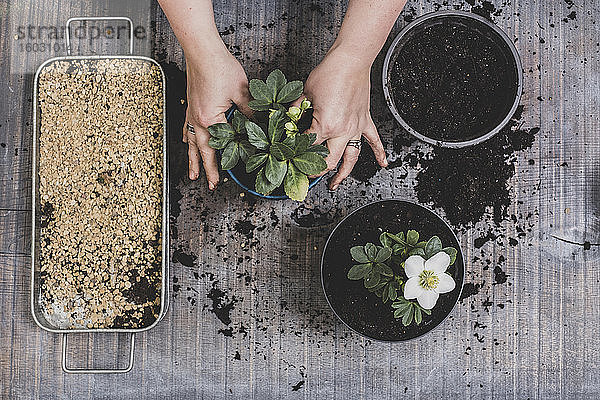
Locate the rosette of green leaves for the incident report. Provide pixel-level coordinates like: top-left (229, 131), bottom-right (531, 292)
top-left (248, 69), bottom-right (303, 112)
top-left (207, 110), bottom-right (256, 170)
top-left (381, 230), bottom-right (457, 265)
top-left (391, 297), bottom-right (432, 326)
top-left (347, 243), bottom-right (395, 291)
top-left (244, 109), bottom-right (328, 201)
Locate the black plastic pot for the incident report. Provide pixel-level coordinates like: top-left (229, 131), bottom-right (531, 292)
top-left (382, 11), bottom-right (523, 148)
top-left (321, 199), bottom-right (464, 341)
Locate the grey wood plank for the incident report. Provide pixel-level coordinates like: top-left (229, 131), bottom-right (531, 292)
top-left (1, 0), bottom-right (600, 398)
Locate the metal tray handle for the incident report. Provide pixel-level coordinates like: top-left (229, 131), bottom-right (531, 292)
top-left (62, 333), bottom-right (135, 374)
top-left (66, 16), bottom-right (134, 55)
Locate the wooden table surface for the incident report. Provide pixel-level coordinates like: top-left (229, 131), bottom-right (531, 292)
top-left (1, 0), bottom-right (599, 398)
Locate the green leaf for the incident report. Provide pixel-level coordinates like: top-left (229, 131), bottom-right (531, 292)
top-left (248, 99), bottom-right (272, 111)
top-left (292, 152), bottom-right (327, 176)
top-left (375, 246), bottom-right (392, 263)
top-left (391, 243), bottom-right (405, 255)
top-left (406, 230), bottom-right (419, 246)
top-left (255, 167), bottom-right (278, 195)
top-left (246, 153), bottom-right (269, 173)
top-left (388, 283), bottom-right (398, 301)
top-left (208, 136), bottom-right (231, 150)
top-left (382, 283), bottom-right (390, 303)
top-left (416, 241), bottom-right (428, 248)
top-left (270, 142), bottom-right (295, 161)
top-left (283, 162), bottom-right (309, 201)
top-left (350, 246), bottom-right (369, 263)
top-left (414, 307), bottom-right (423, 325)
top-left (374, 262), bottom-right (394, 277)
top-left (387, 232), bottom-right (406, 245)
top-left (268, 110), bottom-right (286, 143)
top-left (249, 79), bottom-right (272, 102)
top-left (276, 81), bottom-right (303, 103)
top-left (380, 232), bottom-right (392, 248)
top-left (266, 69), bottom-right (286, 100)
top-left (246, 121), bottom-right (269, 150)
top-left (424, 236), bottom-right (442, 258)
top-left (294, 133), bottom-right (311, 154)
top-left (221, 141), bottom-right (240, 170)
top-left (423, 308), bottom-right (432, 316)
top-left (347, 263), bottom-right (372, 280)
top-left (238, 140), bottom-right (255, 163)
top-left (364, 269), bottom-right (380, 289)
top-left (231, 110), bottom-right (247, 134)
top-left (307, 144), bottom-right (329, 157)
top-left (282, 134), bottom-right (297, 149)
top-left (402, 307), bottom-right (414, 326)
top-left (264, 155), bottom-right (287, 186)
top-left (443, 247), bottom-right (458, 265)
top-left (365, 243), bottom-right (378, 261)
top-left (208, 123), bottom-right (235, 139)
top-left (408, 247), bottom-right (425, 257)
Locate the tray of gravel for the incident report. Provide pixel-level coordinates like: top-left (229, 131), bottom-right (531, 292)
top-left (30, 17), bottom-right (168, 373)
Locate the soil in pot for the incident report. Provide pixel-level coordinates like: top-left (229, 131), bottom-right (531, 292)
top-left (388, 15), bottom-right (519, 143)
top-left (321, 200), bottom-right (464, 341)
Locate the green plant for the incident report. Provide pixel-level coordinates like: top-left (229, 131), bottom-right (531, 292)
top-left (207, 70), bottom-right (329, 201)
top-left (347, 230), bottom-right (457, 327)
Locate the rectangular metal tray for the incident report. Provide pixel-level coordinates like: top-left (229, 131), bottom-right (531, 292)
top-left (30, 17), bottom-right (169, 373)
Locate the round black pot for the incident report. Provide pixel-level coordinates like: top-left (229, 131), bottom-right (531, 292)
top-left (321, 199), bottom-right (464, 341)
top-left (382, 10), bottom-right (523, 148)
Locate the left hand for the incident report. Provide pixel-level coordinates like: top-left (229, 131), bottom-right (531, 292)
top-left (295, 47), bottom-right (388, 190)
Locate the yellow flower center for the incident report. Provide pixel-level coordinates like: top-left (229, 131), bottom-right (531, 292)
top-left (419, 270), bottom-right (439, 290)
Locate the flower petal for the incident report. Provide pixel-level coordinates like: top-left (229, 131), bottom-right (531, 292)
top-left (435, 273), bottom-right (456, 294)
top-left (403, 277), bottom-right (425, 300)
top-left (417, 290), bottom-right (439, 310)
top-left (404, 255), bottom-right (425, 277)
top-left (425, 251), bottom-right (451, 273)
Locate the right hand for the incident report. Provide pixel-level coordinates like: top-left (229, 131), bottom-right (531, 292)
top-left (184, 50), bottom-right (252, 189)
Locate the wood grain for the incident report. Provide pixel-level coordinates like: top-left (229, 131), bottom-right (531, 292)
top-left (1, 0), bottom-right (599, 399)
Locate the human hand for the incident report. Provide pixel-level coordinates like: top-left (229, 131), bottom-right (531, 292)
top-left (295, 47), bottom-right (388, 190)
top-left (184, 50), bottom-right (252, 188)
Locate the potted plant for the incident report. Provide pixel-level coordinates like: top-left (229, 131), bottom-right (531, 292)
top-left (347, 230), bottom-right (457, 326)
top-left (321, 200), bottom-right (464, 341)
top-left (207, 70), bottom-right (329, 201)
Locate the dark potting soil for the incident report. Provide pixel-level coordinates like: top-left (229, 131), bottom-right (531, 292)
top-left (388, 15), bottom-right (519, 143)
top-left (321, 200), bottom-right (464, 341)
top-left (414, 109), bottom-right (538, 227)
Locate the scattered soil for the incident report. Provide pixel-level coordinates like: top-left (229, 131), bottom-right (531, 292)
top-left (321, 200), bottom-right (464, 341)
top-left (388, 14), bottom-right (519, 143)
top-left (414, 108), bottom-right (538, 228)
top-left (36, 59), bottom-right (164, 329)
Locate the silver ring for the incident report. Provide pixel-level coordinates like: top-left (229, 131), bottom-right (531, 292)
top-left (186, 122), bottom-right (196, 134)
top-left (347, 139), bottom-right (362, 150)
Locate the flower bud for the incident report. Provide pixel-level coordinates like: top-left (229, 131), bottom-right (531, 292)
top-left (301, 99), bottom-right (311, 110)
top-left (288, 106), bottom-right (301, 118)
top-left (285, 122), bottom-right (297, 131)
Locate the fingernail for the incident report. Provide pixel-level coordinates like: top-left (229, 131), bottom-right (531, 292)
top-left (331, 184), bottom-right (339, 191)
top-left (208, 182), bottom-right (216, 190)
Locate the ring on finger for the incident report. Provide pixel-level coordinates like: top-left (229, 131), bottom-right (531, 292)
top-left (347, 139), bottom-right (362, 151)
top-left (186, 122), bottom-right (196, 134)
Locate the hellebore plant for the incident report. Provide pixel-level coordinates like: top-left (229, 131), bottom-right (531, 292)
top-left (207, 70), bottom-right (329, 201)
top-left (347, 230), bottom-right (457, 326)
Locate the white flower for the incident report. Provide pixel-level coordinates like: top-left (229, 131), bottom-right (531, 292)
top-left (403, 252), bottom-right (456, 310)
